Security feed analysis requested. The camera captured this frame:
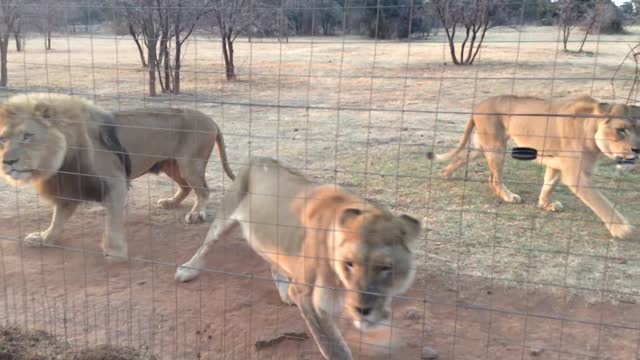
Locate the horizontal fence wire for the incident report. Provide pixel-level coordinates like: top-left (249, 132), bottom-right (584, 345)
top-left (0, 0), bottom-right (640, 359)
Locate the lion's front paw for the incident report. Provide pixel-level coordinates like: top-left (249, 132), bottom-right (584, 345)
top-left (608, 223), bottom-right (635, 240)
top-left (539, 200), bottom-right (564, 212)
top-left (157, 198), bottom-right (180, 209)
top-left (175, 265), bottom-right (201, 282)
top-left (23, 232), bottom-right (50, 247)
top-left (508, 194), bottom-right (522, 204)
top-left (185, 211), bottom-right (207, 224)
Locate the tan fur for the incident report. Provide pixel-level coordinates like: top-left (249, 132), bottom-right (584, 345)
top-left (113, 107), bottom-right (235, 224)
top-left (427, 95), bottom-right (640, 239)
top-left (0, 93), bottom-right (237, 259)
top-left (175, 157), bottom-right (421, 359)
top-left (0, 93), bottom-right (130, 259)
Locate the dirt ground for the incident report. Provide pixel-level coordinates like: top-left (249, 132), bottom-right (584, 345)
top-left (0, 325), bottom-right (155, 359)
top-left (0, 25), bottom-right (640, 359)
top-left (0, 196), bottom-right (638, 360)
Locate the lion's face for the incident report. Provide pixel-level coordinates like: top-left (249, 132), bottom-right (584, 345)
top-left (594, 103), bottom-right (640, 166)
top-left (333, 209), bottom-right (420, 331)
top-left (0, 108), bottom-right (67, 184)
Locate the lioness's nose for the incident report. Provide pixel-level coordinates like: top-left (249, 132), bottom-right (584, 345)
top-left (354, 306), bottom-right (372, 316)
top-left (2, 158), bottom-right (17, 166)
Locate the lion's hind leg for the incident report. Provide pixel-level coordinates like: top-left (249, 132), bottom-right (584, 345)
top-left (157, 160), bottom-right (192, 210)
top-left (176, 159), bottom-right (211, 224)
top-left (442, 149), bottom-right (482, 178)
top-left (175, 215), bottom-right (238, 282)
top-left (483, 149), bottom-right (522, 203)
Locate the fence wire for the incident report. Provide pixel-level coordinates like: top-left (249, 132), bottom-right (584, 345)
top-left (0, 1), bottom-right (639, 359)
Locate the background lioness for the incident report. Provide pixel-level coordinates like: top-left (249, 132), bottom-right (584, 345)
top-left (427, 95), bottom-right (639, 239)
top-left (175, 157), bottom-right (422, 360)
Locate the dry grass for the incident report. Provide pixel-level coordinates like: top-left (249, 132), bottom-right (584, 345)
top-left (1, 25), bottom-right (640, 303)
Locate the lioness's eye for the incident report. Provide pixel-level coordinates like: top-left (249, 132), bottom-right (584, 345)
top-left (0, 137), bottom-right (5, 145)
top-left (22, 133), bottom-right (33, 143)
top-left (617, 128), bottom-right (626, 137)
top-left (378, 264), bottom-right (393, 273)
top-left (343, 261), bottom-right (353, 272)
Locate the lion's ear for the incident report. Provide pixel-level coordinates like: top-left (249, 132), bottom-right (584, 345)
top-left (339, 208), bottom-right (363, 227)
top-left (399, 214), bottom-right (421, 241)
top-left (33, 102), bottom-right (55, 126)
top-left (597, 102), bottom-right (613, 115)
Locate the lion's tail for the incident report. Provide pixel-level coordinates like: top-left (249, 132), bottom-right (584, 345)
top-left (426, 116), bottom-right (476, 162)
top-left (215, 131), bottom-right (236, 180)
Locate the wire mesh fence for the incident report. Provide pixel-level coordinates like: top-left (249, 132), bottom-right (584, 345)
top-left (0, 0), bottom-right (639, 359)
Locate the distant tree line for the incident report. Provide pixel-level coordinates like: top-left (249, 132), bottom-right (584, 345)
top-left (0, 0), bottom-right (636, 92)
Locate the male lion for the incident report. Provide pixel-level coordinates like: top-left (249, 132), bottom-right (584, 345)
top-left (175, 157), bottom-right (422, 360)
top-left (0, 93), bottom-right (131, 259)
top-left (427, 95), bottom-right (639, 239)
top-left (0, 93), bottom-right (236, 259)
top-left (113, 107), bottom-right (235, 224)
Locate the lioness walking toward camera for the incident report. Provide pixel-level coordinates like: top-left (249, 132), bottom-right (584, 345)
top-left (0, 93), bottom-right (235, 260)
top-left (175, 157), bottom-right (422, 360)
top-left (427, 95), bottom-right (639, 239)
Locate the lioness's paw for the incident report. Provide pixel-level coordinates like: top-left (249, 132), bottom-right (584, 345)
top-left (608, 223), bottom-right (635, 240)
top-left (539, 200), bottom-right (564, 212)
top-left (23, 232), bottom-right (50, 247)
top-left (276, 284), bottom-right (295, 306)
top-left (422, 346), bottom-right (439, 360)
top-left (508, 194), bottom-right (522, 204)
top-left (175, 265), bottom-right (200, 282)
top-left (157, 198), bottom-right (180, 209)
top-left (185, 211), bottom-right (207, 224)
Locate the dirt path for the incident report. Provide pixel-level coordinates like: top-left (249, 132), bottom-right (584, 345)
top-left (0, 192), bottom-right (637, 360)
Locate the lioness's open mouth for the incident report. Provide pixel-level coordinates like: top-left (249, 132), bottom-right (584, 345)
top-left (616, 157), bottom-right (637, 165)
top-left (5, 168), bottom-right (33, 179)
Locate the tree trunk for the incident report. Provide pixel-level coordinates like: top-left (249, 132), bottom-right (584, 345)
top-left (444, 27), bottom-right (460, 65)
top-left (562, 25), bottom-right (570, 51)
top-left (577, 30), bottom-right (589, 53)
top-left (147, 39), bottom-right (158, 96)
top-left (174, 33), bottom-right (181, 94)
top-left (14, 32), bottom-right (21, 52)
top-left (46, 31), bottom-right (52, 50)
top-left (161, 14), bottom-right (170, 93)
top-left (129, 25), bottom-right (147, 67)
top-left (159, 37), bottom-right (169, 92)
top-left (221, 33), bottom-right (237, 81)
top-left (0, 37), bottom-right (9, 87)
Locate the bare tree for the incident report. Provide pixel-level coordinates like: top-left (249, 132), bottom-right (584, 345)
top-left (120, 0), bottom-right (207, 95)
top-left (555, 0), bottom-right (587, 52)
top-left (172, 0), bottom-right (208, 93)
top-left (0, 0), bottom-right (20, 87)
top-left (430, 0), bottom-right (509, 65)
top-left (13, 15), bottom-right (21, 51)
top-left (577, 2), bottom-right (600, 53)
top-left (121, 0), bottom-right (161, 96)
top-left (205, 0), bottom-right (258, 80)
